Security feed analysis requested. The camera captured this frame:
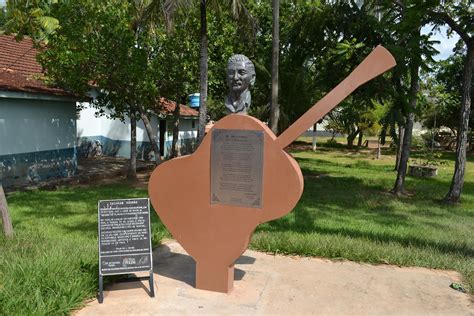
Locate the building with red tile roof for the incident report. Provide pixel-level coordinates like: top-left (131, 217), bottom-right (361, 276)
top-left (155, 97), bottom-right (199, 118)
top-left (0, 35), bottom-right (42, 76)
top-left (1, 34), bottom-right (199, 186)
top-left (0, 35), bottom-right (77, 97)
top-left (0, 35), bottom-right (79, 187)
top-left (0, 34), bottom-right (198, 116)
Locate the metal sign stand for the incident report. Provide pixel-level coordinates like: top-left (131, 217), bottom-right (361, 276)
top-left (98, 271), bottom-right (155, 304)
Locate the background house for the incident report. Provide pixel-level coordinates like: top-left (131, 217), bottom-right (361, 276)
top-left (0, 34), bottom-right (200, 188)
top-left (0, 35), bottom-right (79, 187)
top-left (77, 93), bottom-right (199, 159)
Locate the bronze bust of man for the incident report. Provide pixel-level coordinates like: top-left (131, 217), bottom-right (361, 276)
top-left (225, 54), bottom-right (256, 115)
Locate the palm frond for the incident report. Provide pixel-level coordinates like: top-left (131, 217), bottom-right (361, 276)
top-left (162, 0), bottom-right (192, 31)
top-left (36, 15), bottom-right (58, 34)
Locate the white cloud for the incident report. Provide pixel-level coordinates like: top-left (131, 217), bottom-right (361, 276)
top-left (422, 24), bottom-right (461, 61)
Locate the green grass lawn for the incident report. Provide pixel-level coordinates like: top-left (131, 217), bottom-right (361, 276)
top-left (1, 147), bottom-right (473, 314)
top-left (252, 147), bottom-right (473, 291)
top-left (0, 185), bottom-right (168, 315)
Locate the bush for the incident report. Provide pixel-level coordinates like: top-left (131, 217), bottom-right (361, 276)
top-left (411, 135), bottom-right (425, 148)
top-left (322, 138), bottom-right (344, 148)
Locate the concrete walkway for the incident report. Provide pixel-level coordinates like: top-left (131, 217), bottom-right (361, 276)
top-left (78, 241), bottom-right (473, 315)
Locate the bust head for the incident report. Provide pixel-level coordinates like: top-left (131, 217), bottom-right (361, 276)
top-left (227, 54), bottom-right (256, 93)
top-left (225, 54), bottom-right (256, 114)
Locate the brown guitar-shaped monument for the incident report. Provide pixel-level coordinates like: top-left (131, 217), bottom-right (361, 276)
top-left (148, 45), bottom-right (396, 293)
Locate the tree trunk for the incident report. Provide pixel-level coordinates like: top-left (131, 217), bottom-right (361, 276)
top-left (347, 128), bottom-right (359, 148)
top-left (395, 125), bottom-right (405, 171)
top-left (269, 0), bottom-right (280, 135)
top-left (376, 136), bottom-right (381, 159)
top-left (444, 44), bottom-right (473, 203)
top-left (138, 105), bottom-right (161, 165)
top-left (312, 123), bottom-right (317, 151)
top-left (127, 110), bottom-right (137, 180)
top-left (0, 184), bottom-right (14, 238)
top-left (393, 63), bottom-right (420, 195)
top-left (197, 0), bottom-right (208, 144)
top-left (357, 130), bottom-right (364, 147)
top-left (171, 96), bottom-right (181, 158)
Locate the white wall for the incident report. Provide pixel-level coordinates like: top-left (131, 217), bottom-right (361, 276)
top-left (77, 101), bottom-right (157, 143)
top-left (78, 99), bottom-right (197, 144)
top-left (0, 97), bottom-right (76, 155)
top-left (164, 118), bottom-right (198, 143)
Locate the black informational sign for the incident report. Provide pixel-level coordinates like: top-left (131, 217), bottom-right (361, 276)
top-left (98, 198), bottom-right (153, 275)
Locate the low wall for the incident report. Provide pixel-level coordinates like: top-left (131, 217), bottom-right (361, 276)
top-left (78, 136), bottom-right (196, 160)
top-left (0, 148), bottom-right (76, 187)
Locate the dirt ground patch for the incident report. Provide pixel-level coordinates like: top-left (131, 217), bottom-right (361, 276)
top-left (73, 157), bottom-right (154, 189)
top-left (5, 157), bottom-right (155, 193)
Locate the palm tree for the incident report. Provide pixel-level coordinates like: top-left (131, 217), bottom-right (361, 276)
top-left (198, 0), bottom-right (209, 143)
top-left (269, 0), bottom-right (280, 134)
top-left (2, 0), bottom-right (59, 44)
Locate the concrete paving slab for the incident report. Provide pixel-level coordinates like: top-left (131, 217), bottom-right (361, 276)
top-left (78, 240), bottom-right (473, 316)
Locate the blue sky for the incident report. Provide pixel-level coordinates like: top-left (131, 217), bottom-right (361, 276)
top-left (422, 25), bottom-right (460, 61)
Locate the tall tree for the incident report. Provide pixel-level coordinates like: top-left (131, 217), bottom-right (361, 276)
top-left (155, 9), bottom-right (199, 157)
top-left (372, 0), bottom-right (436, 195)
top-left (165, 0), bottom-right (251, 143)
top-left (128, 110), bottom-right (138, 180)
top-left (170, 97), bottom-right (181, 158)
top-left (429, 1), bottom-right (473, 203)
top-left (390, 73), bottom-right (407, 171)
top-left (269, 0), bottom-right (280, 134)
top-left (278, 1), bottom-right (391, 136)
top-left (393, 60), bottom-right (420, 194)
top-left (198, 0), bottom-right (208, 142)
top-left (39, 0), bottom-right (166, 179)
top-left (391, 25), bottom-right (420, 193)
top-left (130, 0), bottom-right (170, 165)
top-left (420, 62), bottom-right (467, 148)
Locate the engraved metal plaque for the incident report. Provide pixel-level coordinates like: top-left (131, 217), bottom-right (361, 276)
top-left (211, 129), bottom-right (264, 208)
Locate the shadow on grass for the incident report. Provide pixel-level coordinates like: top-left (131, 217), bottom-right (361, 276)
top-left (425, 176), bottom-right (474, 199)
top-left (296, 153), bottom-right (474, 204)
top-left (296, 156), bottom-right (394, 174)
top-left (257, 173), bottom-right (474, 259)
top-left (8, 184), bottom-right (150, 235)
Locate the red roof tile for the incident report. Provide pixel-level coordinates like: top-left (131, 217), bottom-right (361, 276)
top-left (0, 35), bottom-right (76, 97)
top-left (154, 97), bottom-right (199, 117)
top-left (0, 35), bottom-right (198, 111)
